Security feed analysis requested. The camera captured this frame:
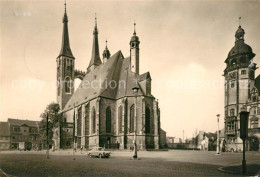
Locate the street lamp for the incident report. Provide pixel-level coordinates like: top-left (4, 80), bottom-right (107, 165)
top-left (132, 86), bottom-right (139, 159)
top-left (46, 113), bottom-right (50, 159)
top-left (239, 110), bottom-right (249, 174)
top-left (216, 114), bottom-right (220, 155)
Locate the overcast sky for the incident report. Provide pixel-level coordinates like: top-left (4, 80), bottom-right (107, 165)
top-left (1, 0), bottom-right (260, 139)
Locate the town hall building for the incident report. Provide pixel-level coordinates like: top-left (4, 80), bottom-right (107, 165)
top-left (53, 3), bottom-right (162, 150)
top-left (224, 23), bottom-right (260, 151)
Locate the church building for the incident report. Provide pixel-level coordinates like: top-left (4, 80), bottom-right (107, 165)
top-left (54, 3), bottom-right (162, 150)
top-left (224, 22), bottom-right (260, 151)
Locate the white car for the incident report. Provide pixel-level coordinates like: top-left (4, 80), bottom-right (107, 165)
top-left (88, 147), bottom-right (111, 158)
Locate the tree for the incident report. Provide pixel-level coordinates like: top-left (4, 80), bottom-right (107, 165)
top-left (39, 102), bottom-right (60, 149)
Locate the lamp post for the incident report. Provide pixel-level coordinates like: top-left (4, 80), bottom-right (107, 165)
top-left (132, 86), bottom-right (139, 159)
top-left (46, 113), bottom-right (49, 159)
top-left (216, 114), bottom-right (220, 155)
top-left (239, 110), bottom-right (249, 174)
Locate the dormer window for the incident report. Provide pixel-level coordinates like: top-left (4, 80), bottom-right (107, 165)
top-left (241, 70), bottom-right (246, 75)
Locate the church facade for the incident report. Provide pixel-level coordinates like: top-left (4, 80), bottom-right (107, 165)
top-left (54, 4), bottom-right (162, 150)
top-left (224, 24), bottom-right (260, 151)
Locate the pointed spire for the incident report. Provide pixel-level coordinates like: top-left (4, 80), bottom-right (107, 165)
top-left (58, 1), bottom-right (74, 58)
top-left (88, 14), bottom-right (102, 70)
top-left (63, 0), bottom-right (68, 23)
top-left (103, 40), bottom-right (111, 60)
top-left (93, 13), bottom-right (98, 34)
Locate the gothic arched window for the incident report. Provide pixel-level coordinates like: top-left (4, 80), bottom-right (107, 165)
top-left (145, 105), bottom-right (151, 134)
top-left (106, 107), bottom-right (112, 133)
top-left (92, 107), bottom-right (96, 134)
top-left (118, 106), bottom-right (123, 133)
top-left (57, 78), bottom-right (61, 96)
top-left (130, 105), bottom-right (135, 133)
top-left (85, 104), bottom-right (90, 136)
top-left (65, 77), bottom-right (71, 93)
top-left (77, 107), bottom-right (82, 136)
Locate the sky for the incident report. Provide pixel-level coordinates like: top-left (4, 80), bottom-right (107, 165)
top-left (1, 0), bottom-right (260, 139)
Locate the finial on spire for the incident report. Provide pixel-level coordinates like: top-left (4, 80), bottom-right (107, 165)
top-left (105, 40), bottom-right (108, 48)
top-left (133, 21), bottom-right (136, 35)
top-left (95, 13), bottom-right (97, 27)
top-left (239, 17), bottom-right (241, 27)
top-left (64, 0), bottom-right (67, 14)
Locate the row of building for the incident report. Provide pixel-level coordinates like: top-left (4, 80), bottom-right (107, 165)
top-left (0, 119), bottom-right (40, 150)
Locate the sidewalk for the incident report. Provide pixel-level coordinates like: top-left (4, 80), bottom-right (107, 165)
top-left (218, 164), bottom-right (260, 176)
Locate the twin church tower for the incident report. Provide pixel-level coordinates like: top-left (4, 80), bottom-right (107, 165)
top-left (57, 3), bottom-right (140, 110)
top-left (54, 3), bottom-right (161, 150)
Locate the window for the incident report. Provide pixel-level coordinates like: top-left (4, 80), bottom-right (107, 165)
top-left (77, 107), bottom-right (82, 136)
top-left (65, 77), bottom-right (71, 93)
top-left (241, 70), bottom-right (246, 75)
top-left (106, 107), bottom-right (112, 133)
top-left (92, 107), bottom-right (96, 134)
top-left (253, 107), bottom-right (257, 115)
top-left (231, 83), bottom-right (235, 88)
top-left (251, 119), bottom-right (258, 128)
top-left (57, 78), bottom-right (61, 96)
top-left (231, 59), bottom-right (237, 65)
top-left (131, 43), bottom-right (135, 48)
top-left (252, 96), bottom-right (257, 102)
top-left (130, 105), bottom-right (135, 133)
top-left (118, 106), bottom-right (123, 133)
top-left (230, 109), bottom-right (235, 116)
top-left (24, 130), bottom-right (26, 132)
top-left (145, 106), bottom-right (151, 134)
top-left (227, 121), bottom-right (234, 130)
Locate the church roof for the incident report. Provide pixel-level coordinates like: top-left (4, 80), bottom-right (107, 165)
top-left (138, 72), bottom-right (151, 82)
top-left (63, 50), bottom-right (150, 111)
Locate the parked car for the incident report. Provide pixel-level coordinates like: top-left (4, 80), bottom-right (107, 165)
top-left (88, 147), bottom-right (111, 158)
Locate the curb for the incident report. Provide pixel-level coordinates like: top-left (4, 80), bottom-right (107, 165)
top-left (218, 166), bottom-right (259, 176)
top-left (0, 168), bottom-right (8, 177)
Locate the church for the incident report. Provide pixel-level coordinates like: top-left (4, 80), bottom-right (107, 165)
top-left (53, 3), bottom-right (162, 150)
top-left (223, 22), bottom-right (260, 151)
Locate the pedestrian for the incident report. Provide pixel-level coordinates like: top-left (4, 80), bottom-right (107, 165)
top-left (81, 146), bottom-right (83, 154)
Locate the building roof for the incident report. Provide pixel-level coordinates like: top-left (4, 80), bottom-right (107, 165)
top-left (254, 75), bottom-right (260, 94)
top-left (0, 122), bottom-right (10, 136)
top-left (228, 40), bottom-right (253, 58)
top-left (7, 118), bottom-right (40, 128)
top-left (63, 50), bottom-right (151, 111)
